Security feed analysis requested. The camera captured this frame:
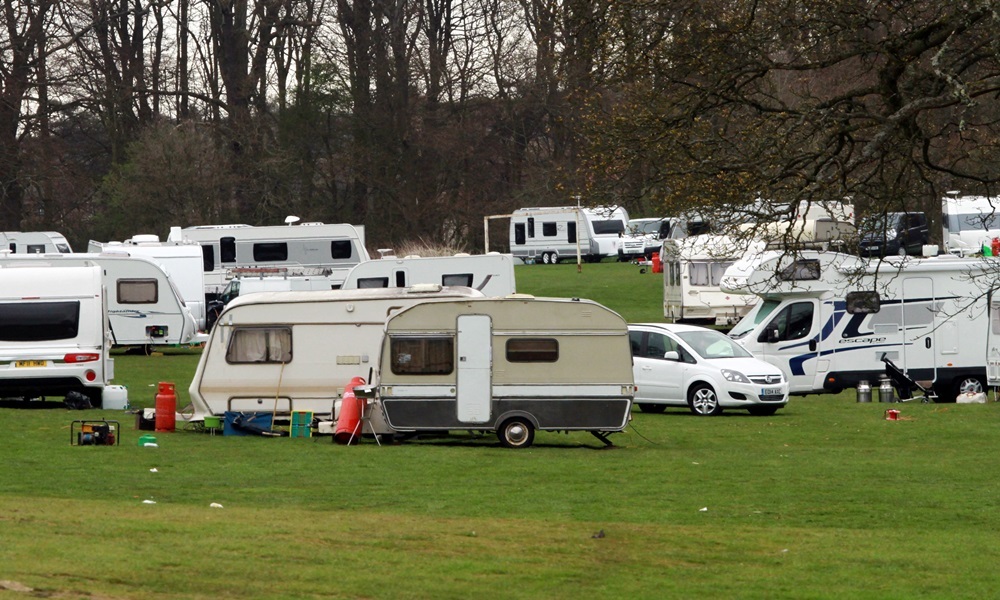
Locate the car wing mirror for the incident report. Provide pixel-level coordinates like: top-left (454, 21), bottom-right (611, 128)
top-left (663, 350), bottom-right (680, 361)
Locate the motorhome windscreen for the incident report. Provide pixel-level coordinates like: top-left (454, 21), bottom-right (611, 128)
top-left (390, 337), bottom-right (454, 375)
top-left (592, 220), bottom-right (625, 235)
top-left (118, 279), bottom-right (158, 304)
top-left (226, 327), bottom-right (292, 363)
top-left (728, 299), bottom-right (781, 339)
top-left (506, 338), bottom-right (558, 362)
top-left (441, 273), bottom-right (473, 287)
top-left (0, 301), bottom-right (80, 341)
top-left (253, 242), bottom-right (289, 262)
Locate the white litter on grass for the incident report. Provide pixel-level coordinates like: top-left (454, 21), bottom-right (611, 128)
top-left (144, 443), bottom-right (158, 448)
top-left (699, 507), bottom-right (708, 512)
top-left (149, 468), bottom-right (158, 473)
top-left (142, 499), bottom-right (156, 504)
top-left (210, 503), bottom-right (224, 509)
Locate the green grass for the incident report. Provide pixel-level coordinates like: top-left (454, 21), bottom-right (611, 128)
top-left (3, 262), bottom-right (1000, 598)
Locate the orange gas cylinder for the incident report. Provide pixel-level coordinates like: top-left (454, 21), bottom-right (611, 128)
top-left (651, 251), bottom-right (663, 273)
top-left (154, 381), bottom-right (177, 432)
top-left (334, 377), bottom-right (367, 445)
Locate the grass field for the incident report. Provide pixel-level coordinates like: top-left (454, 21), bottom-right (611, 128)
top-left (3, 261), bottom-right (1000, 599)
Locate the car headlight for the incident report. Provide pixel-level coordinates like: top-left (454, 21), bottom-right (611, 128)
top-left (721, 369), bottom-right (750, 384)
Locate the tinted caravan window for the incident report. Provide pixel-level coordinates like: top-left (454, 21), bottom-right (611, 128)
top-left (357, 277), bottom-right (389, 288)
top-left (331, 240), bottom-right (353, 260)
top-left (220, 237), bottom-right (236, 263)
top-left (0, 301), bottom-right (80, 341)
top-left (253, 242), bottom-right (288, 262)
top-left (442, 273), bottom-right (473, 287)
top-left (201, 245), bottom-right (215, 272)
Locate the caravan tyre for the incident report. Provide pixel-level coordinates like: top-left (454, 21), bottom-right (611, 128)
top-left (689, 384), bottom-right (722, 416)
top-left (541, 252), bottom-right (551, 265)
top-left (498, 418), bottom-right (535, 449)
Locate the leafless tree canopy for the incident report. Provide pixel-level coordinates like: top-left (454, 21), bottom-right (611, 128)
top-left (2, 0), bottom-right (999, 250)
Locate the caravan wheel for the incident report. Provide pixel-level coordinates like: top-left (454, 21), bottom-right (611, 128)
top-left (540, 252), bottom-right (551, 265)
top-left (498, 418), bottom-right (535, 449)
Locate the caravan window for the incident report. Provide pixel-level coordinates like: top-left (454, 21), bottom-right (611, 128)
top-left (26, 245), bottom-right (46, 254)
top-left (331, 240), bottom-right (353, 260)
top-left (226, 327), bottom-right (292, 364)
top-left (506, 338), bottom-right (558, 362)
top-left (220, 237), bottom-right (236, 263)
top-left (779, 259), bottom-right (821, 281)
top-left (542, 222), bottom-right (558, 237)
top-left (592, 219), bottom-right (625, 235)
top-left (357, 277), bottom-right (389, 288)
top-left (201, 245), bottom-right (215, 271)
top-left (390, 337), bottom-right (454, 375)
top-left (118, 279), bottom-right (158, 304)
top-left (846, 291), bottom-right (880, 314)
top-left (513, 223), bottom-right (526, 245)
top-left (0, 301), bottom-right (80, 341)
top-left (442, 273), bottom-right (473, 287)
top-left (527, 218), bottom-right (535, 238)
top-left (253, 242), bottom-right (288, 262)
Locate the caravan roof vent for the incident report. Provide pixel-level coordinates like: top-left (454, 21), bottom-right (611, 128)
top-left (408, 283), bottom-right (443, 294)
top-left (128, 234), bottom-right (160, 245)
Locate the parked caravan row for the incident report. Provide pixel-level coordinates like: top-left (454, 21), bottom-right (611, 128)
top-left (0, 231), bottom-right (73, 254)
top-left (0, 262), bottom-right (113, 404)
top-left (189, 287), bottom-right (634, 448)
top-left (0, 253), bottom-right (199, 347)
top-left (509, 206), bottom-right (628, 264)
top-left (727, 251), bottom-right (989, 400)
top-left (165, 220), bottom-right (369, 299)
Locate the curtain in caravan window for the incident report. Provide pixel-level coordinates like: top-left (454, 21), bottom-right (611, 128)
top-left (689, 262), bottom-right (710, 286)
top-left (118, 279), bottom-right (158, 304)
top-left (710, 262), bottom-right (734, 286)
top-left (227, 327), bottom-right (292, 363)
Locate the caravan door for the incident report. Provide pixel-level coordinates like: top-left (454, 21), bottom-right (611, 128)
top-left (457, 315), bottom-right (492, 423)
top-left (901, 277), bottom-right (937, 382)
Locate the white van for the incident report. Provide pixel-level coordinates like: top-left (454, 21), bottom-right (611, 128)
top-left (0, 253), bottom-right (198, 347)
top-left (728, 251), bottom-right (988, 399)
top-left (188, 285), bottom-right (484, 420)
top-left (942, 195), bottom-right (1000, 256)
top-left (341, 253), bottom-right (516, 296)
top-left (361, 296), bottom-right (635, 448)
top-left (509, 206), bottom-right (628, 264)
top-left (0, 263), bottom-right (113, 403)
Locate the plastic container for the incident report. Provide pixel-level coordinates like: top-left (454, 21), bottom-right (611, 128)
top-left (138, 434), bottom-right (157, 447)
top-left (102, 385), bottom-right (129, 410)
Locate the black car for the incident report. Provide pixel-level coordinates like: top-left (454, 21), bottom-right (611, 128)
top-left (858, 212), bottom-right (929, 257)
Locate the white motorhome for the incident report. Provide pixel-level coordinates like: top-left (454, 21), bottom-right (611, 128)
top-left (1, 231), bottom-right (73, 254)
top-left (509, 206), bottom-right (628, 264)
top-left (341, 253), bottom-right (516, 296)
top-left (188, 285), bottom-right (484, 420)
top-left (165, 221), bottom-right (369, 299)
top-left (359, 296), bottom-right (635, 448)
top-left (942, 195), bottom-right (1000, 256)
top-left (89, 237), bottom-right (207, 331)
top-left (728, 251), bottom-right (989, 399)
top-left (0, 263), bottom-right (113, 404)
top-left (662, 234), bottom-right (757, 326)
top-left (0, 253), bottom-right (198, 347)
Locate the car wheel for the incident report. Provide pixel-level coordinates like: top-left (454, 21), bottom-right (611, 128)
top-left (898, 245), bottom-right (907, 256)
top-left (497, 418), bottom-right (535, 448)
top-left (637, 403), bottom-right (667, 414)
top-left (689, 384), bottom-right (722, 416)
top-left (747, 405), bottom-right (779, 416)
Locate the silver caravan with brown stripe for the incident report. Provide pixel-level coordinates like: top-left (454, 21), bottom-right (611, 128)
top-left (365, 296), bottom-right (635, 448)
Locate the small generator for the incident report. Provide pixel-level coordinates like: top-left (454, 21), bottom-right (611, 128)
top-left (70, 420), bottom-right (120, 446)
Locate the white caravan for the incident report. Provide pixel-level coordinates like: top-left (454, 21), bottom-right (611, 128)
top-left (359, 296), bottom-right (635, 448)
top-left (166, 221), bottom-right (369, 299)
top-left (1, 231), bottom-right (73, 254)
top-left (188, 285), bottom-right (484, 420)
top-left (89, 237), bottom-right (207, 331)
top-left (509, 206), bottom-right (628, 264)
top-left (0, 253), bottom-right (198, 347)
top-left (0, 263), bottom-right (113, 404)
top-left (662, 234), bottom-right (757, 326)
top-left (727, 251), bottom-right (989, 399)
top-left (942, 195), bottom-right (1000, 256)
top-left (341, 253), bottom-right (516, 297)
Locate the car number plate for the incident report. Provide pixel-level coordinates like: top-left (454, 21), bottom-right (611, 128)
top-left (15, 360), bottom-right (46, 368)
top-left (760, 387), bottom-right (782, 396)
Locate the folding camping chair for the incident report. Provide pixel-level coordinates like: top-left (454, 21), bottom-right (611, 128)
top-left (880, 354), bottom-right (938, 403)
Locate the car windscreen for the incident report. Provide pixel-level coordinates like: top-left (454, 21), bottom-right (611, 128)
top-left (676, 329), bottom-right (754, 359)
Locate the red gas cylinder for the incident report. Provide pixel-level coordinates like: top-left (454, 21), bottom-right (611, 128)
top-left (334, 377), bottom-right (367, 445)
top-left (651, 251), bottom-right (663, 274)
top-left (154, 381), bottom-right (177, 432)
top-left (992, 237), bottom-right (1000, 257)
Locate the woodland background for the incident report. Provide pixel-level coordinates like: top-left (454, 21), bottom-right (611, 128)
top-left (3, 1), bottom-right (1000, 251)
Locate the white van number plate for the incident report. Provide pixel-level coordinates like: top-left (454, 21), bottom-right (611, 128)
top-left (15, 360), bottom-right (46, 368)
top-left (760, 387), bottom-right (782, 396)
